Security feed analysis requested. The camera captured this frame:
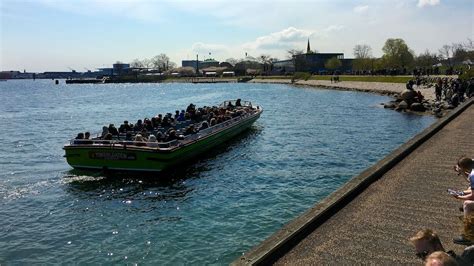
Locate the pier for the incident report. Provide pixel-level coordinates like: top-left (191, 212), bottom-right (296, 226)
top-left (234, 98), bottom-right (474, 265)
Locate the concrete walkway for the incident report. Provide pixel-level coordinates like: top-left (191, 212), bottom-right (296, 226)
top-left (275, 101), bottom-right (473, 264)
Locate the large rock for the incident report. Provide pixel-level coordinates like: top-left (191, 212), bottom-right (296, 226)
top-left (401, 89), bottom-right (418, 104)
top-left (398, 100), bottom-right (408, 110)
top-left (410, 102), bottom-right (426, 112)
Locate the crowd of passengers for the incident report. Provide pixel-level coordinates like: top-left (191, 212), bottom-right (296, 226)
top-left (74, 99), bottom-right (255, 146)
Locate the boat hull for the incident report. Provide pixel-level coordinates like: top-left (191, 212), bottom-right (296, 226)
top-left (64, 111), bottom-right (261, 172)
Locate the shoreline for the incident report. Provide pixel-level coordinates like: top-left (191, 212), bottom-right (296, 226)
top-left (249, 78), bottom-right (436, 101)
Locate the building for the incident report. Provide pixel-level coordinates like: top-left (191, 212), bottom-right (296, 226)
top-left (200, 59), bottom-right (220, 69)
top-left (272, 59), bottom-right (295, 74)
top-left (182, 60), bottom-right (201, 69)
top-left (112, 63), bottom-right (130, 75)
top-left (293, 40), bottom-right (353, 74)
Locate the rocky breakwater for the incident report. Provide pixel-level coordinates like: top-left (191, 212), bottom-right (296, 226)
top-left (382, 89), bottom-right (453, 117)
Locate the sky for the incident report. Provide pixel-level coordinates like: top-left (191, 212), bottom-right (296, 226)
top-left (0, 0), bottom-right (473, 72)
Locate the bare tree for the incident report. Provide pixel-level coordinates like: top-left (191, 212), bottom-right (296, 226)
top-left (353, 44), bottom-right (372, 59)
top-left (225, 58), bottom-right (239, 66)
top-left (152, 54), bottom-right (171, 71)
top-left (130, 58), bottom-right (144, 68)
top-left (439, 44), bottom-right (452, 66)
top-left (415, 50), bottom-right (439, 67)
top-left (287, 49), bottom-right (304, 59)
top-left (141, 58), bottom-right (153, 69)
top-left (464, 38), bottom-right (474, 50)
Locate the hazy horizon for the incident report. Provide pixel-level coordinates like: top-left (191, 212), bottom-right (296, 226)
top-left (1, 0), bottom-right (473, 72)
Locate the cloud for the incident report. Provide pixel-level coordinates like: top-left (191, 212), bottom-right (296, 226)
top-left (243, 27), bottom-right (314, 50)
top-left (37, 0), bottom-right (165, 22)
top-left (324, 25), bottom-right (345, 32)
top-left (191, 42), bottom-right (229, 55)
top-left (354, 5), bottom-right (369, 13)
top-left (417, 0), bottom-right (440, 7)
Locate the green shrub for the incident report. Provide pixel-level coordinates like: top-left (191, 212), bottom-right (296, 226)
top-left (292, 72), bottom-right (312, 82)
top-left (459, 69), bottom-right (474, 81)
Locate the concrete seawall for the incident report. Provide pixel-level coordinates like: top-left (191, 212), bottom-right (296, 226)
top-left (233, 98), bottom-right (473, 265)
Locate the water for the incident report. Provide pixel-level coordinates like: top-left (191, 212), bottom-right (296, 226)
top-left (0, 80), bottom-right (434, 264)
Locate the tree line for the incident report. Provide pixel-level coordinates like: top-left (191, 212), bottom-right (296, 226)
top-left (125, 37), bottom-right (473, 73)
top-left (350, 38), bottom-right (473, 72)
top-left (129, 54), bottom-right (177, 71)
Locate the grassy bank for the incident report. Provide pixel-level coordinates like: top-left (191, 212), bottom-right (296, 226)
top-left (257, 75), bottom-right (413, 83)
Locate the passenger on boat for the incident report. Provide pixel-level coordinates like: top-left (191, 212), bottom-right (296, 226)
top-left (125, 132), bottom-right (133, 141)
top-left (108, 124), bottom-right (119, 136)
top-left (119, 121), bottom-right (132, 133)
top-left (144, 118), bottom-right (153, 131)
top-left (155, 114), bottom-right (163, 125)
top-left (75, 132), bottom-right (84, 140)
top-left (236, 98), bottom-right (242, 107)
top-left (133, 134), bottom-right (146, 146)
top-left (73, 133), bottom-right (85, 144)
top-left (199, 121), bottom-right (209, 130)
top-left (209, 118), bottom-right (217, 126)
top-left (101, 126), bottom-right (109, 138)
top-left (165, 129), bottom-right (178, 142)
top-left (140, 128), bottom-right (149, 139)
top-left (147, 135), bottom-right (159, 147)
top-left (177, 110), bottom-right (186, 122)
top-left (186, 103), bottom-right (196, 113)
top-left (104, 133), bottom-right (113, 141)
top-left (155, 131), bottom-right (164, 142)
top-left (134, 119), bottom-right (144, 132)
top-left (82, 132), bottom-right (93, 144)
top-left (161, 116), bottom-right (172, 127)
top-left (184, 124), bottom-right (197, 135)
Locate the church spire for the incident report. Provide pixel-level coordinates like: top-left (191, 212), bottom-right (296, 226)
top-left (306, 39), bottom-right (311, 53)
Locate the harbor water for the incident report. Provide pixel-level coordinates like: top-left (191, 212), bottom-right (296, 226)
top-left (0, 80), bottom-right (435, 264)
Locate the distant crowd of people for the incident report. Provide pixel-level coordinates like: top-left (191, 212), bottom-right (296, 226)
top-left (405, 76), bottom-right (474, 107)
top-left (74, 99), bottom-right (256, 147)
top-left (411, 157), bottom-right (474, 265)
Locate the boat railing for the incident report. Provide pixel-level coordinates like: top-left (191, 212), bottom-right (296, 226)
top-left (69, 106), bottom-right (261, 149)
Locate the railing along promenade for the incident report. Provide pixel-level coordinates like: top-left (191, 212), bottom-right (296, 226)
top-left (234, 98), bottom-right (474, 265)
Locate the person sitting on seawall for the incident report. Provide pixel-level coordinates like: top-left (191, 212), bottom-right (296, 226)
top-left (424, 251), bottom-right (458, 266)
top-left (451, 157), bottom-right (474, 245)
top-left (410, 229), bottom-right (474, 265)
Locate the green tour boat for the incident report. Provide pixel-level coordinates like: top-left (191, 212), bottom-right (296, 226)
top-left (63, 100), bottom-right (262, 172)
